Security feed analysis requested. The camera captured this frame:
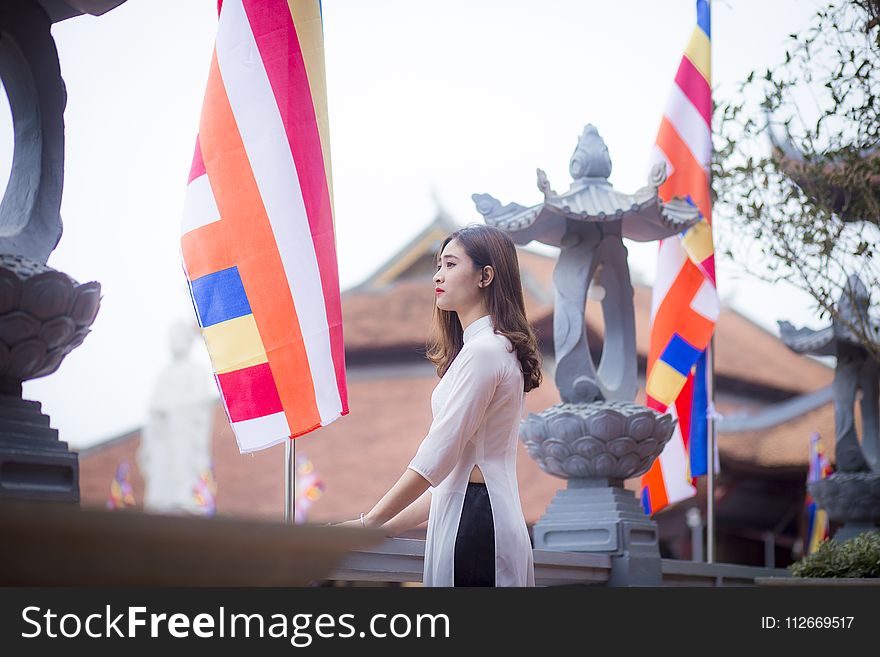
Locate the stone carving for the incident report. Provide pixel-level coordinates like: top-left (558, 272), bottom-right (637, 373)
top-left (472, 124), bottom-right (694, 584)
top-left (778, 275), bottom-right (880, 541)
top-left (0, 254), bottom-right (100, 502)
top-left (0, 254), bottom-right (100, 386)
top-left (0, 0), bottom-right (66, 262)
top-left (779, 276), bottom-right (880, 473)
top-left (521, 401), bottom-right (674, 480)
top-left (474, 124), bottom-right (700, 404)
top-left (0, 1), bottom-right (124, 501)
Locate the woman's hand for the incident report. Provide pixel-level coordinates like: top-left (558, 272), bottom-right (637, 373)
top-left (334, 518), bottom-right (364, 528)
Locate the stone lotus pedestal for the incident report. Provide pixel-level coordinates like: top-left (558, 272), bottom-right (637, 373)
top-left (0, 254), bottom-right (101, 502)
top-left (809, 472), bottom-right (880, 543)
top-left (521, 401), bottom-right (675, 586)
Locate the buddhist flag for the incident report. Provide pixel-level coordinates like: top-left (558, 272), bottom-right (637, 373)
top-left (804, 433), bottom-right (832, 555)
top-left (106, 462), bottom-right (136, 510)
top-left (294, 455), bottom-right (325, 523)
top-left (641, 0), bottom-right (719, 515)
top-left (181, 0), bottom-right (348, 453)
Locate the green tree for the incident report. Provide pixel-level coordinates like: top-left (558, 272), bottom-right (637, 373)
top-left (713, 0), bottom-right (880, 359)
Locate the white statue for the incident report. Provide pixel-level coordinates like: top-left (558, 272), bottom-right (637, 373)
top-left (137, 320), bottom-right (217, 514)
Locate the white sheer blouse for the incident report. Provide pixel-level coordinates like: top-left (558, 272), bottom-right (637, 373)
top-left (408, 314), bottom-right (535, 587)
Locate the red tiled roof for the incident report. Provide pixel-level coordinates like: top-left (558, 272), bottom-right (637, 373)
top-left (344, 247), bottom-right (832, 393)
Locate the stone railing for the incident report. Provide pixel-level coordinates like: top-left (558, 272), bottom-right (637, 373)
top-left (330, 538), bottom-right (791, 586)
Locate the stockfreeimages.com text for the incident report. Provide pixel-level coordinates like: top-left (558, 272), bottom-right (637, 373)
top-left (21, 605), bottom-right (450, 646)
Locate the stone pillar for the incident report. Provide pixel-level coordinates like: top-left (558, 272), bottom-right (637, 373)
top-left (0, 256), bottom-right (100, 502)
top-left (0, 2), bottom-right (103, 501)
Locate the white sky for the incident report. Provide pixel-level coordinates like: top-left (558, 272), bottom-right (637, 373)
top-left (0, 0), bottom-right (830, 449)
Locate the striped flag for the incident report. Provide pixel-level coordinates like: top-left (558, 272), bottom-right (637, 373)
top-left (181, 0), bottom-right (348, 454)
top-left (106, 462), bottom-right (136, 510)
top-left (804, 432), bottom-right (832, 554)
top-left (294, 455), bottom-right (325, 523)
top-left (641, 0), bottom-right (719, 515)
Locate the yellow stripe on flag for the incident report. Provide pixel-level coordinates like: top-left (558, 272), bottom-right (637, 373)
top-left (203, 314), bottom-right (269, 374)
top-left (646, 360), bottom-right (688, 407)
top-left (287, 0), bottom-right (335, 216)
top-left (681, 218), bottom-right (714, 264)
top-left (684, 28), bottom-right (711, 84)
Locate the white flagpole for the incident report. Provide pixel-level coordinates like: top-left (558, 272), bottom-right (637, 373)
top-left (284, 440), bottom-right (296, 523)
top-left (706, 337), bottom-right (716, 563)
top-left (706, 0), bottom-right (716, 565)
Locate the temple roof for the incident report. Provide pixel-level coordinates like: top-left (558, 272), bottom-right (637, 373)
top-left (342, 213), bottom-right (832, 396)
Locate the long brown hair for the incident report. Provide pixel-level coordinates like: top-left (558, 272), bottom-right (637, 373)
top-left (426, 224), bottom-right (542, 393)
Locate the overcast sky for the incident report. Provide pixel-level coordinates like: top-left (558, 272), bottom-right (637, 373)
top-left (0, 0), bottom-right (830, 449)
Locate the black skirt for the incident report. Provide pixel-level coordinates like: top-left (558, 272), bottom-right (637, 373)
top-left (453, 482), bottom-right (496, 587)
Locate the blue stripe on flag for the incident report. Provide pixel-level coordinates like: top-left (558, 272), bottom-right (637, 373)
top-left (641, 487), bottom-right (652, 515)
top-left (689, 350), bottom-right (709, 477)
top-left (190, 266), bottom-right (252, 327)
top-left (696, 0), bottom-right (710, 38)
top-left (186, 277), bottom-right (204, 329)
top-left (660, 333), bottom-right (702, 376)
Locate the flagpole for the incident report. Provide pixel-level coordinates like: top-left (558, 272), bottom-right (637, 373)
top-left (284, 439), bottom-right (296, 524)
top-left (706, 337), bottom-right (716, 563)
top-left (706, 0), bottom-right (715, 565)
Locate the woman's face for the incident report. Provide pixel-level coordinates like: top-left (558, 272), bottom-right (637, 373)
top-left (433, 239), bottom-right (483, 314)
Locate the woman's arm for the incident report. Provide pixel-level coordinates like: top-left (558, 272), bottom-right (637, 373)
top-left (381, 489), bottom-right (431, 537)
top-left (361, 468), bottom-right (431, 529)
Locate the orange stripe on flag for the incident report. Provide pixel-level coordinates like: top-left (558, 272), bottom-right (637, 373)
top-left (655, 117), bottom-right (711, 221)
top-left (642, 459), bottom-right (669, 511)
top-left (198, 51), bottom-right (322, 433)
top-left (648, 262), bottom-right (714, 367)
top-left (181, 221), bottom-right (230, 281)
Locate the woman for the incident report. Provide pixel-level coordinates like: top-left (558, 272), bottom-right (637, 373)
top-left (341, 223), bottom-right (542, 587)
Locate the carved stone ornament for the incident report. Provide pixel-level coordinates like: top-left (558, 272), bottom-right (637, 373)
top-left (0, 253), bottom-right (101, 388)
top-left (778, 275), bottom-right (879, 474)
top-left (473, 124), bottom-right (700, 405)
top-left (0, 254), bottom-right (100, 503)
top-left (779, 274), bottom-right (880, 539)
top-left (521, 401), bottom-right (675, 481)
top-left (0, 1), bottom-right (117, 503)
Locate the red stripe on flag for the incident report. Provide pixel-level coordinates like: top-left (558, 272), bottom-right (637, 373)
top-left (674, 373), bottom-right (694, 454)
top-left (189, 136), bottom-right (207, 184)
top-left (242, 0), bottom-right (348, 418)
top-left (674, 57), bottom-right (712, 127)
top-left (198, 50), bottom-right (323, 434)
top-left (655, 117), bottom-right (711, 222)
top-left (217, 362), bottom-right (283, 422)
